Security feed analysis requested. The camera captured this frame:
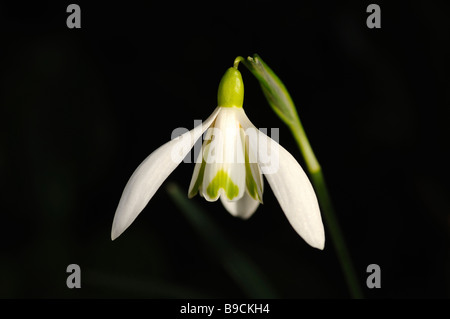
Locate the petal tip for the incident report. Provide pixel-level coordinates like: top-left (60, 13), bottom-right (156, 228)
top-left (312, 238), bottom-right (325, 250)
top-left (305, 231), bottom-right (325, 250)
top-left (110, 209), bottom-right (130, 241)
top-left (110, 222), bottom-right (123, 241)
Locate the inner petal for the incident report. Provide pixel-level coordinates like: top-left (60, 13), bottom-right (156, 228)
top-left (201, 108), bottom-right (246, 202)
top-left (188, 142), bottom-right (207, 198)
top-left (240, 126), bottom-right (263, 202)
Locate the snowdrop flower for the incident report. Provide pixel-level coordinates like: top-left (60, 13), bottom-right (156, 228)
top-left (111, 63), bottom-right (325, 249)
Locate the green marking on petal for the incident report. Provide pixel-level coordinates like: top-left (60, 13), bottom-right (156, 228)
top-left (245, 162), bottom-right (259, 201)
top-left (245, 142), bottom-right (263, 202)
top-left (206, 169), bottom-right (240, 200)
top-left (188, 157), bottom-right (207, 198)
top-left (189, 141), bottom-right (213, 198)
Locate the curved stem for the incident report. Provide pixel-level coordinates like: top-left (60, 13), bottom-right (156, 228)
top-left (233, 56), bottom-right (245, 69)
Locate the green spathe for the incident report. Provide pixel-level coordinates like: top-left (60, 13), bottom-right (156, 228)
top-left (217, 67), bottom-right (244, 108)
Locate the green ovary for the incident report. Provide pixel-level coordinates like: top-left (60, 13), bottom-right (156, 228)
top-left (217, 67), bottom-right (244, 108)
top-left (206, 169), bottom-right (239, 200)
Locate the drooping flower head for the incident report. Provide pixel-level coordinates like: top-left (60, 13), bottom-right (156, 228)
top-left (112, 60), bottom-right (325, 249)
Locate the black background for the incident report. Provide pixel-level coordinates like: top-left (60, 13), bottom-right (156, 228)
top-left (1, 1), bottom-right (449, 299)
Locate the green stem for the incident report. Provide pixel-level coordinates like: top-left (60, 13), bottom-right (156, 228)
top-left (310, 171), bottom-right (363, 299)
top-left (233, 56), bottom-right (245, 69)
top-left (290, 118), bottom-right (364, 299)
top-left (289, 120), bottom-right (321, 174)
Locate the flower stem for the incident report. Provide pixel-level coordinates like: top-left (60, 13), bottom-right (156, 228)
top-left (233, 56), bottom-right (245, 69)
top-left (290, 118), bottom-right (364, 299)
top-left (289, 119), bottom-right (321, 173)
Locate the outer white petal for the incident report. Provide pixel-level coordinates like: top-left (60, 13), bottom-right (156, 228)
top-left (237, 109), bottom-right (325, 250)
top-left (111, 107), bottom-right (221, 240)
top-left (220, 191), bottom-right (260, 219)
top-left (265, 141), bottom-right (325, 249)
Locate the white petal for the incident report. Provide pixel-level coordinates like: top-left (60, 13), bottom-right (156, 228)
top-left (237, 109), bottom-right (325, 249)
top-left (263, 135), bottom-right (324, 249)
top-left (111, 107), bottom-right (221, 240)
top-left (201, 108), bottom-right (246, 202)
top-left (220, 191), bottom-right (260, 219)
